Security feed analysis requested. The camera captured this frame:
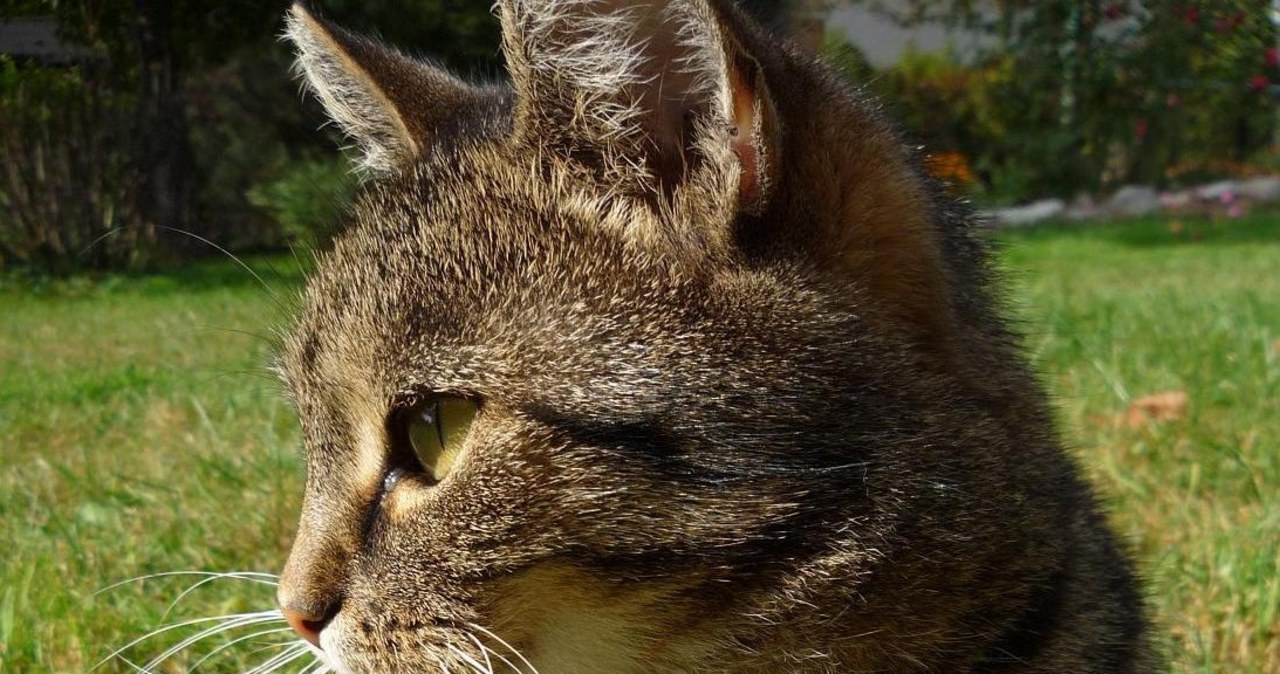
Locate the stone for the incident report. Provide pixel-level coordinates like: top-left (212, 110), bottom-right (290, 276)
top-left (1065, 193), bottom-right (1100, 221)
top-left (1158, 190), bottom-right (1193, 210)
top-left (1238, 176), bottom-right (1280, 203)
top-left (1104, 185), bottom-right (1160, 218)
top-left (988, 198), bottom-right (1066, 227)
top-left (1193, 179), bottom-right (1241, 202)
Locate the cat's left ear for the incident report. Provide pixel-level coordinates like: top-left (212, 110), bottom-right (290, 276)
top-left (284, 2), bottom-right (486, 176)
top-left (498, 0), bottom-right (779, 215)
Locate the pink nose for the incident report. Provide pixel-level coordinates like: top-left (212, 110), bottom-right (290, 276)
top-left (281, 604), bottom-right (335, 648)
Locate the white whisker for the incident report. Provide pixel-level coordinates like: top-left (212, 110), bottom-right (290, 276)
top-left (94, 610), bottom-right (283, 671)
top-left (139, 611), bottom-right (286, 672)
top-left (244, 642), bottom-right (313, 674)
top-left (240, 639), bottom-right (310, 660)
top-left (478, 642), bottom-right (522, 674)
top-left (160, 573), bottom-right (281, 621)
top-left (466, 622), bottom-right (539, 674)
top-left (187, 627), bottom-right (296, 671)
top-left (298, 658), bottom-right (332, 674)
top-left (465, 632), bottom-right (494, 674)
top-left (447, 643), bottom-right (492, 674)
top-left (94, 570), bottom-right (279, 598)
top-left (467, 631), bottom-right (522, 674)
top-left (112, 654), bottom-right (147, 674)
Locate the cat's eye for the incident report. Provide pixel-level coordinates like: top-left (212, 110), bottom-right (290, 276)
top-left (402, 396), bottom-right (478, 483)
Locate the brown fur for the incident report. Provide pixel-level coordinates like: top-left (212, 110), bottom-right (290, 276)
top-left (276, 2), bottom-right (1158, 672)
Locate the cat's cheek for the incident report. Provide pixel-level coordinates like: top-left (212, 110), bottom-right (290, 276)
top-left (479, 562), bottom-right (717, 673)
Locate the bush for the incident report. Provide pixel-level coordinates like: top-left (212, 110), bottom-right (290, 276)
top-left (247, 156), bottom-right (355, 251)
top-left (829, 2), bottom-right (1280, 204)
top-left (0, 58), bottom-right (151, 272)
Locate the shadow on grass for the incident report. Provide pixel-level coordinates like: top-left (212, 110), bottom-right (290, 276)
top-left (995, 211), bottom-right (1280, 249)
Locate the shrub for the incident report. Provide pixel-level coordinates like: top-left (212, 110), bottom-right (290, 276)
top-left (0, 58), bottom-right (151, 272)
top-left (247, 156), bottom-right (355, 252)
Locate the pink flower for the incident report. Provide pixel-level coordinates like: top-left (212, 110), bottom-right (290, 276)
top-left (1267, 48), bottom-right (1279, 68)
top-left (1250, 74), bottom-right (1270, 93)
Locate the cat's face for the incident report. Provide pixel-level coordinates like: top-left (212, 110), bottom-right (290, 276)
top-left (278, 1), bottom-right (954, 672)
top-left (279, 153), bottom-right (866, 672)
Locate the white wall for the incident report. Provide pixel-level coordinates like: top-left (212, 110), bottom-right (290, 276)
top-left (825, 3), bottom-right (989, 67)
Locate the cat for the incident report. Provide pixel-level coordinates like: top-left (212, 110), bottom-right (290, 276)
top-left (272, 1), bottom-right (1157, 672)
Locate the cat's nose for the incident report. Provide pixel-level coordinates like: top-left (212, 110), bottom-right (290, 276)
top-left (281, 601), bottom-right (337, 648)
top-left (279, 519), bottom-right (349, 650)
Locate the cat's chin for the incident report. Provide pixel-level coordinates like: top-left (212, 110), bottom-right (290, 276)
top-left (315, 612), bottom-right (524, 674)
top-left (314, 623), bottom-right (357, 674)
top-left (316, 616), bottom-right (397, 674)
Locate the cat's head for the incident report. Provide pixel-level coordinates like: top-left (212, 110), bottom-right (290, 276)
top-left (278, 1), bottom-right (965, 672)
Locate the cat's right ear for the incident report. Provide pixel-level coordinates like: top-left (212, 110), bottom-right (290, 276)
top-left (283, 3), bottom-right (482, 176)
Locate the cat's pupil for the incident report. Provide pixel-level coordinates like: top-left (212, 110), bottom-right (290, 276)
top-left (402, 396), bottom-right (478, 483)
top-left (430, 403), bottom-right (445, 447)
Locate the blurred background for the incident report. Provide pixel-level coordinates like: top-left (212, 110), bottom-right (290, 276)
top-left (0, 2), bottom-right (1276, 673)
top-left (2, 0), bottom-right (1279, 270)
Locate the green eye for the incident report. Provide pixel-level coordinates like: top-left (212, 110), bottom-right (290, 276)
top-left (405, 396), bottom-right (477, 482)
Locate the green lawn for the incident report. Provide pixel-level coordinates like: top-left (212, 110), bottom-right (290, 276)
top-left (1, 214), bottom-right (1277, 673)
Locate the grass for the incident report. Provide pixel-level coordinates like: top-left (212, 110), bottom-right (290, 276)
top-left (1, 213), bottom-right (1277, 673)
top-left (999, 214), bottom-right (1280, 672)
top-left (0, 261), bottom-right (308, 673)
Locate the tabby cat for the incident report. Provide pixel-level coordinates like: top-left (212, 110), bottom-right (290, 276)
top-left (273, 1), bottom-right (1156, 672)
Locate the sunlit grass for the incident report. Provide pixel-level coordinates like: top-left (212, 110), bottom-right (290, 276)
top-left (2, 213), bottom-right (1277, 672)
top-left (1000, 213), bottom-right (1280, 673)
top-left (0, 262), bottom-right (308, 673)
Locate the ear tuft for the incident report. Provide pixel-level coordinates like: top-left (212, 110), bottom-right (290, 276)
top-left (285, 3), bottom-right (415, 174)
top-left (499, 0), bottom-right (772, 204)
top-left (284, 2), bottom-right (484, 177)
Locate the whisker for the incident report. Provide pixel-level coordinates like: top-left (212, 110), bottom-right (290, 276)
top-left (94, 571), bottom-right (279, 598)
top-left (93, 610), bottom-right (282, 671)
top-left (139, 612), bottom-right (286, 672)
top-left (186, 627), bottom-right (296, 671)
top-left (238, 639), bottom-right (328, 674)
top-left (478, 642), bottom-right (522, 674)
top-left (467, 632), bottom-right (495, 674)
top-left (447, 643), bottom-right (493, 674)
top-left (159, 573), bottom-right (280, 623)
top-left (112, 654), bottom-right (147, 674)
top-left (466, 623), bottom-right (540, 674)
top-left (239, 639), bottom-right (310, 661)
top-left (194, 325), bottom-right (283, 348)
top-left (244, 642), bottom-right (313, 674)
top-left (155, 225), bottom-right (289, 312)
top-left (466, 631), bottom-right (522, 674)
top-left (78, 224), bottom-right (293, 312)
top-left (298, 658), bottom-right (332, 674)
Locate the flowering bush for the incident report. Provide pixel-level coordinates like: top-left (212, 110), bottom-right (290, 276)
top-left (838, 0), bottom-right (1280, 203)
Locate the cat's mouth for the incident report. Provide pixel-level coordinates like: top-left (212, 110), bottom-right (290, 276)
top-left (313, 609), bottom-right (538, 674)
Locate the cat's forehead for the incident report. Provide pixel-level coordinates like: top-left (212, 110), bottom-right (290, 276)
top-left (279, 154), bottom-right (689, 405)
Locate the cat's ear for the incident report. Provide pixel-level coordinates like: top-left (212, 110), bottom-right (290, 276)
top-left (498, 0), bottom-right (778, 214)
top-left (284, 3), bottom-right (484, 176)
